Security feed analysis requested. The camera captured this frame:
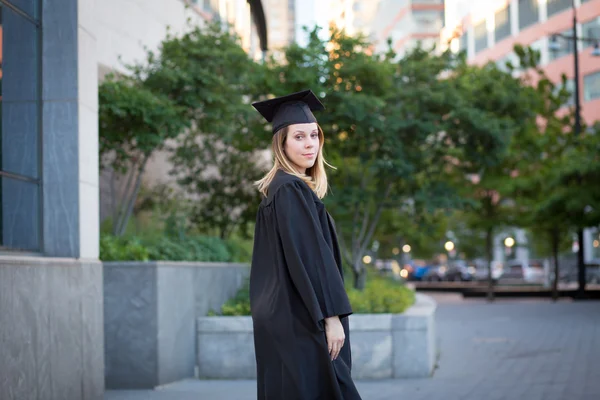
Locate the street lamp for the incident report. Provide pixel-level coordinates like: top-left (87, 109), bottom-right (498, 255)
top-left (402, 244), bottom-right (411, 253)
top-left (444, 241), bottom-right (455, 252)
top-left (547, 0), bottom-right (600, 297)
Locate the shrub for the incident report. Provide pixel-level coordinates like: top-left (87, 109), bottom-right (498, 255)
top-left (224, 236), bottom-right (254, 263)
top-left (100, 235), bottom-right (150, 261)
top-left (212, 279), bottom-right (251, 316)
top-left (210, 274), bottom-right (415, 316)
top-left (346, 275), bottom-right (415, 314)
top-left (99, 233), bottom-right (241, 262)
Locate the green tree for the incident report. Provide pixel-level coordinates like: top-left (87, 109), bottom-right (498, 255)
top-left (99, 75), bottom-right (187, 236)
top-left (507, 45), bottom-right (578, 300)
top-left (100, 22), bottom-right (262, 237)
top-left (162, 23), bottom-right (269, 239)
top-left (444, 50), bottom-right (540, 301)
top-left (266, 28), bottom-right (531, 290)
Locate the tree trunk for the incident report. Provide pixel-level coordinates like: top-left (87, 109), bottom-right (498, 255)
top-left (551, 229), bottom-right (560, 302)
top-left (112, 163), bottom-right (138, 236)
top-left (353, 260), bottom-right (367, 290)
top-left (486, 227), bottom-right (495, 302)
top-left (116, 154), bottom-right (150, 237)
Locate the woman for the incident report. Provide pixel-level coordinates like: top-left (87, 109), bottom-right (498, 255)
top-left (250, 90), bottom-right (363, 400)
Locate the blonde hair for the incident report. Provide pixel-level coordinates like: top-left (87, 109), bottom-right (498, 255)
top-left (255, 124), bottom-right (335, 199)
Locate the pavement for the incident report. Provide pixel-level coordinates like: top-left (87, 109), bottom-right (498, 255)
top-left (105, 293), bottom-right (600, 400)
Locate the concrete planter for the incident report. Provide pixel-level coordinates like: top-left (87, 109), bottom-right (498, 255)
top-left (103, 261), bottom-right (249, 389)
top-left (197, 293), bottom-right (437, 379)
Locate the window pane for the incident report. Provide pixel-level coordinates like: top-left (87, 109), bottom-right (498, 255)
top-left (518, 0), bottom-right (539, 30)
top-left (412, 10), bottom-right (444, 34)
top-left (0, 176), bottom-right (40, 251)
top-left (547, 0), bottom-right (571, 18)
top-left (458, 31), bottom-right (468, 53)
top-left (548, 28), bottom-right (574, 61)
top-left (4, 0), bottom-right (39, 21)
top-left (582, 17), bottom-right (600, 49)
top-left (584, 71), bottom-right (600, 101)
top-left (474, 20), bottom-right (488, 53)
top-left (0, 4), bottom-right (40, 179)
top-left (494, 5), bottom-right (511, 43)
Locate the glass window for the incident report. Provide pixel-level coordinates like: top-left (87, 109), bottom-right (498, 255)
top-left (553, 78), bottom-right (575, 107)
top-left (547, 0), bottom-right (572, 18)
top-left (582, 17), bottom-right (600, 49)
top-left (584, 71), bottom-right (600, 101)
top-left (494, 4), bottom-right (511, 43)
top-left (518, 0), bottom-right (539, 31)
top-left (548, 28), bottom-right (574, 61)
top-left (2, 0), bottom-right (39, 20)
top-left (458, 31), bottom-right (468, 54)
top-left (0, 2), bottom-right (42, 251)
top-left (474, 20), bottom-right (488, 53)
top-left (412, 10), bottom-right (444, 34)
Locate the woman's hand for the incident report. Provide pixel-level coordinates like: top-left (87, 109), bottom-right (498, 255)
top-left (324, 316), bottom-right (345, 361)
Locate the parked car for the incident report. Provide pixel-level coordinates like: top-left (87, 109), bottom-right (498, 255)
top-left (560, 260), bottom-right (600, 284)
top-left (444, 261), bottom-right (477, 281)
top-left (423, 265), bottom-right (447, 282)
top-left (500, 259), bottom-right (546, 284)
top-left (474, 261), bottom-right (504, 282)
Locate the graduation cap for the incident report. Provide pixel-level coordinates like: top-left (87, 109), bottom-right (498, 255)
top-left (252, 89), bottom-right (325, 134)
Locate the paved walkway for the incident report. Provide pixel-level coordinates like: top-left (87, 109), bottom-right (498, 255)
top-left (106, 294), bottom-right (600, 400)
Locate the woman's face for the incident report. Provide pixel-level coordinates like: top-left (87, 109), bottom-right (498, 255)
top-left (284, 123), bottom-right (320, 174)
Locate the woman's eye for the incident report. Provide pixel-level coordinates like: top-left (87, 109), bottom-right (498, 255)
top-left (311, 134), bottom-right (318, 138)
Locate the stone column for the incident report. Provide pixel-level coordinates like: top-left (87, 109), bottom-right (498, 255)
top-left (42, 0), bottom-right (99, 259)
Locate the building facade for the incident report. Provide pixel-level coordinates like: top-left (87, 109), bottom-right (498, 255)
top-left (442, 0), bottom-right (600, 265)
top-left (442, 0), bottom-right (600, 124)
top-left (0, 0), bottom-right (266, 398)
top-left (262, 0), bottom-right (296, 58)
top-left (369, 0), bottom-right (445, 56)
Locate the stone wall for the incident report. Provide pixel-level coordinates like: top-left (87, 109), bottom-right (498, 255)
top-left (0, 257), bottom-right (104, 400)
top-left (196, 293), bottom-right (437, 380)
top-left (103, 261), bottom-right (249, 389)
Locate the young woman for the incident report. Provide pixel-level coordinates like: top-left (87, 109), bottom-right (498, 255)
top-left (250, 90), bottom-right (362, 400)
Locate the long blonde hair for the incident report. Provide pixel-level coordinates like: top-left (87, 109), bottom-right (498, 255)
top-left (255, 124), bottom-right (335, 199)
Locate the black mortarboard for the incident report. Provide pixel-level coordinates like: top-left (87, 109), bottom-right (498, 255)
top-left (252, 89), bottom-right (325, 134)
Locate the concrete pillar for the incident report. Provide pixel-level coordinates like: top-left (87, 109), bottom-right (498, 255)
top-left (515, 228), bottom-right (529, 263)
top-left (42, 0), bottom-right (99, 258)
top-left (493, 233), bottom-right (504, 263)
top-left (584, 228), bottom-right (594, 263)
top-left (540, 0), bottom-right (548, 22)
top-left (0, 1), bottom-right (103, 399)
top-left (510, 0), bottom-right (519, 35)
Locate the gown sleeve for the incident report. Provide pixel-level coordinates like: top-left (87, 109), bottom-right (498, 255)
top-left (274, 181), bottom-right (353, 330)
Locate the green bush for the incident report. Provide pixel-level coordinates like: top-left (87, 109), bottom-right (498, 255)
top-left (100, 235), bottom-right (150, 261)
top-left (224, 237), bottom-right (254, 263)
top-left (346, 275), bottom-right (415, 314)
top-left (211, 279), bottom-right (251, 316)
top-left (99, 233), bottom-right (243, 262)
top-left (210, 274), bottom-right (415, 316)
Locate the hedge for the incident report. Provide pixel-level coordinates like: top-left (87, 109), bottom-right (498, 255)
top-left (99, 234), bottom-right (252, 263)
top-left (210, 273), bottom-right (415, 316)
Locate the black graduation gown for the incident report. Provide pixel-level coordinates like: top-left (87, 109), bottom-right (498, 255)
top-left (250, 169), bottom-right (362, 400)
